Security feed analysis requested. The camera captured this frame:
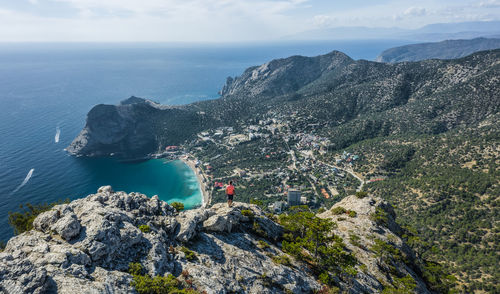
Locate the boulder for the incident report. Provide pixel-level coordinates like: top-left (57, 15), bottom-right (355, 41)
top-left (33, 209), bottom-right (59, 233)
top-left (51, 214), bottom-right (81, 241)
top-left (175, 208), bottom-right (209, 242)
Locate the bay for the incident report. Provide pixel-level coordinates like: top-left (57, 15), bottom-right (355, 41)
top-left (0, 39), bottom-right (410, 241)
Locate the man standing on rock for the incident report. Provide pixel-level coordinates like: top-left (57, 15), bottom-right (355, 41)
top-left (226, 180), bottom-right (235, 207)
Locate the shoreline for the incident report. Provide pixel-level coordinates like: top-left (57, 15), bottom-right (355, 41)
top-left (180, 155), bottom-right (211, 208)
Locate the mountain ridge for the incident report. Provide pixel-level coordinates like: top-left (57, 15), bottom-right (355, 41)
top-left (376, 37), bottom-right (500, 63)
top-left (68, 48), bottom-right (500, 158)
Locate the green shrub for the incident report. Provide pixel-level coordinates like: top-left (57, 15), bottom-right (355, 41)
top-left (0, 240), bottom-right (6, 252)
top-left (128, 263), bottom-right (197, 294)
top-left (349, 234), bottom-right (362, 247)
top-left (139, 225), bottom-right (151, 233)
top-left (8, 199), bottom-right (70, 235)
top-left (318, 271), bottom-right (331, 285)
top-left (371, 238), bottom-right (402, 262)
top-left (180, 246), bottom-right (197, 262)
top-left (252, 220), bottom-right (267, 237)
top-left (347, 210), bottom-right (357, 218)
top-left (271, 254), bottom-right (292, 266)
top-left (241, 209), bottom-right (254, 218)
top-left (370, 207), bottom-right (388, 225)
top-left (279, 208), bottom-right (357, 285)
top-left (331, 206), bottom-right (347, 215)
top-left (170, 202), bottom-right (185, 212)
top-left (355, 191), bottom-right (368, 199)
top-left (250, 199), bottom-right (264, 207)
top-left (318, 207), bottom-right (326, 213)
top-left (258, 240), bottom-right (270, 249)
top-left (381, 275), bottom-right (416, 294)
top-left (128, 262), bottom-right (144, 276)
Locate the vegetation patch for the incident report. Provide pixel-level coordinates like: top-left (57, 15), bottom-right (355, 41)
top-left (370, 207), bottom-right (388, 225)
top-left (241, 209), bottom-right (254, 218)
top-left (8, 199), bottom-right (69, 235)
top-left (331, 207), bottom-right (347, 215)
top-left (382, 275), bottom-right (416, 294)
top-left (355, 191), bottom-right (368, 199)
top-left (271, 254), bottom-right (292, 266)
top-left (349, 234), bottom-right (362, 248)
top-left (128, 263), bottom-right (198, 294)
top-left (180, 246), bottom-right (198, 262)
top-left (257, 240), bottom-right (270, 249)
top-left (279, 207), bottom-right (356, 287)
top-left (170, 202), bottom-right (185, 212)
top-left (138, 225), bottom-right (151, 233)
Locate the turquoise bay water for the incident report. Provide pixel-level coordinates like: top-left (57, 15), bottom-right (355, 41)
top-left (76, 159), bottom-right (203, 208)
top-left (0, 40), bottom-right (411, 241)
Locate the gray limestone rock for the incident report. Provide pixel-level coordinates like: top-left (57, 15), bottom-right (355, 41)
top-left (0, 187), bottom-right (430, 294)
top-left (51, 214), bottom-right (81, 241)
top-left (175, 208), bottom-right (209, 242)
top-left (33, 209), bottom-right (59, 233)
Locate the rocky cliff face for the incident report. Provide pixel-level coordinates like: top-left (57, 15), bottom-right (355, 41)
top-left (219, 51), bottom-right (354, 98)
top-left (0, 187), bottom-right (429, 293)
top-left (319, 196), bottom-right (430, 293)
top-left (67, 97), bottom-right (205, 159)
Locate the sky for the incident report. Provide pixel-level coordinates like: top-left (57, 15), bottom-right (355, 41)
top-left (0, 0), bottom-right (499, 42)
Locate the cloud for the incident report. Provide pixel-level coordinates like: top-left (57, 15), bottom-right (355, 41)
top-left (403, 7), bottom-right (427, 16)
top-left (312, 15), bottom-right (337, 27)
top-left (0, 0), bottom-right (313, 41)
top-left (479, 0), bottom-right (500, 8)
top-left (0, 0), bottom-right (499, 42)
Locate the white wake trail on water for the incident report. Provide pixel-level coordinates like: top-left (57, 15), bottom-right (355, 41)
top-left (55, 127), bottom-right (61, 143)
top-left (11, 169), bottom-right (35, 194)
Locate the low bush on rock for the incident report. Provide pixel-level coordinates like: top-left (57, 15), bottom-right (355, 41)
top-left (355, 191), bottom-right (368, 199)
top-left (139, 225), bottom-right (151, 233)
top-left (180, 246), bottom-right (198, 262)
top-left (241, 209), bottom-right (254, 218)
top-left (257, 240), bottom-right (270, 249)
top-left (128, 262), bottom-right (198, 294)
top-left (8, 199), bottom-right (69, 235)
top-left (331, 207), bottom-right (347, 215)
top-left (170, 202), bottom-right (185, 212)
top-left (271, 255), bottom-right (292, 266)
top-left (370, 207), bottom-right (389, 225)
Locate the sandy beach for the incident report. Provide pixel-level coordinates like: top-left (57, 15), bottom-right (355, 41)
top-left (180, 155), bottom-right (211, 207)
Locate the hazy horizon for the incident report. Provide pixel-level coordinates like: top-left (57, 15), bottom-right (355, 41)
top-left (0, 0), bottom-right (499, 42)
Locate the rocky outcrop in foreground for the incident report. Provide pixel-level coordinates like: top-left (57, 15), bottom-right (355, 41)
top-left (0, 187), bottom-right (429, 293)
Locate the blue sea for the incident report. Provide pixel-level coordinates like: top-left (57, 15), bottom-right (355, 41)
top-left (0, 40), bottom-right (411, 241)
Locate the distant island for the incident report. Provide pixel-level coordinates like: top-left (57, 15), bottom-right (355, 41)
top-left (376, 37), bottom-right (500, 62)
